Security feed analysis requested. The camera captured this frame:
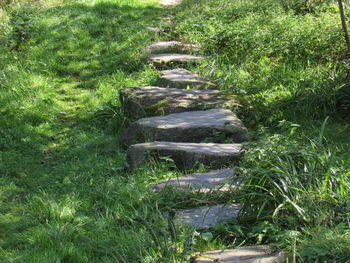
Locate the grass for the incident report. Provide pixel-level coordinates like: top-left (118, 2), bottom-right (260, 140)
top-left (1, 0), bottom-right (350, 262)
top-left (0, 0), bottom-right (196, 262)
top-left (172, 0), bottom-right (350, 261)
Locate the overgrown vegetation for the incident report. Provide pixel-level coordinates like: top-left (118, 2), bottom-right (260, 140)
top-left (1, 0), bottom-right (350, 262)
top-left (173, 0), bottom-right (350, 261)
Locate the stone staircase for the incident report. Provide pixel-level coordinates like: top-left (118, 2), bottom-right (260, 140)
top-left (121, 0), bottom-right (285, 261)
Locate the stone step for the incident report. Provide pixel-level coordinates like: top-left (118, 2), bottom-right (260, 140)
top-left (143, 41), bottom-right (198, 54)
top-left (175, 204), bottom-right (241, 230)
top-left (156, 68), bottom-right (216, 89)
top-left (152, 168), bottom-right (241, 193)
top-left (149, 54), bottom-right (202, 68)
top-left (194, 246), bottom-right (285, 263)
top-left (120, 86), bottom-right (238, 118)
top-left (160, 15), bottom-right (173, 25)
top-left (160, 0), bottom-right (183, 6)
top-left (126, 141), bottom-right (243, 169)
top-left (146, 27), bottom-right (161, 33)
top-left (123, 109), bottom-right (248, 144)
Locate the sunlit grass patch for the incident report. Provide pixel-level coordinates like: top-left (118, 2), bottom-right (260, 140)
top-left (0, 0), bottom-right (196, 262)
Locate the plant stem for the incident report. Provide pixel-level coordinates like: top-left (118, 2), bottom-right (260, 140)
top-left (338, 0), bottom-right (350, 56)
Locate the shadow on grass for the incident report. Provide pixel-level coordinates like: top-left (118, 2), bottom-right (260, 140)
top-left (0, 1), bottom-right (182, 262)
top-left (30, 1), bottom-right (164, 87)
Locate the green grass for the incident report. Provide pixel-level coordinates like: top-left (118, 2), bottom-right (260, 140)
top-left (1, 0), bottom-right (350, 262)
top-left (0, 0), bottom-right (197, 262)
top-left (172, 0), bottom-right (350, 261)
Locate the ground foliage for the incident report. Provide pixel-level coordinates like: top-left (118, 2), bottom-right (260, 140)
top-left (174, 0), bottom-right (350, 261)
top-left (1, 0), bottom-right (350, 262)
top-left (0, 0), bottom-right (191, 262)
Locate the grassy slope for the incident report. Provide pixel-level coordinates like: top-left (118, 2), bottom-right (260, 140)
top-left (0, 1), bottom-right (191, 262)
top-left (1, 0), bottom-right (350, 262)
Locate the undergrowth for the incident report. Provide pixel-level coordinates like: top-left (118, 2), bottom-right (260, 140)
top-left (173, 0), bottom-right (350, 261)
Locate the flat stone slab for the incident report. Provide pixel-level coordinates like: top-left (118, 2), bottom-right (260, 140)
top-left (152, 168), bottom-right (241, 193)
top-left (123, 109), bottom-right (248, 144)
top-left (126, 142), bottom-right (243, 169)
top-left (146, 27), bottom-right (161, 33)
top-left (149, 54), bottom-right (202, 68)
top-left (156, 68), bottom-right (216, 89)
top-left (175, 204), bottom-right (241, 230)
top-left (143, 42), bottom-right (198, 54)
top-left (160, 0), bottom-right (182, 6)
top-left (120, 86), bottom-right (238, 118)
top-left (195, 246), bottom-right (285, 263)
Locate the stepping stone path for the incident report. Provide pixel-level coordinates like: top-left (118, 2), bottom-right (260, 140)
top-left (157, 68), bottom-right (216, 89)
top-left (123, 109), bottom-right (248, 144)
top-left (121, 0), bottom-right (285, 259)
top-left (149, 54), bottom-right (203, 68)
top-left (152, 168), bottom-right (240, 192)
top-left (126, 142), bottom-right (243, 169)
top-left (194, 246), bottom-right (285, 263)
top-left (143, 41), bottom-right (198, 54)
top-left (175, 204), bottom-right (241, 230)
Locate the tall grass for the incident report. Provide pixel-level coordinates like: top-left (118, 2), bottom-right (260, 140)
top-left (174, 0), bottom-right (350, 261)
top-left (175, 0), bottom-right (349, 124)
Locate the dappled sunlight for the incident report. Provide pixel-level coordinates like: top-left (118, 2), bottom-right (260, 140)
top-left (0, 0), bottom-right (183, 261)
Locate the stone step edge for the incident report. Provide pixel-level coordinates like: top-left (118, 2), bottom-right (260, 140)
top-left (149, 54), bottom-right (203, 68)
top-left (156, 68), bottom-right (216, 89)
top-left (151, 168), bottom-right (243, 193)
top-left (122, 108), bottom-right (248, 145)
top-left (119, 86), bottom-right (241, 118)
top-left (175, 204), bottom-right (242, 230)
top-left (126, 141), bottom-right (243, 170)
top-left (143, 41), bottom-right (199, 54)
top-left (194, 246), bottom-right (285, 263)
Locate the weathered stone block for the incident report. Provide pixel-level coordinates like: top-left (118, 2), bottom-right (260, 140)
top-left (195, 246), bottom-right (285, 263)
top-left (143, 42), bottom-right (198, 54)
top-left (156, 68), bottom-right (216, 89)
top-left (149, 54), bottom-right (202, 68)
top-left (152, 168), bottom-right (241, 193)
top-left (120, 86), bottom-right (238, 118)
top-left (159, 0), bottom-right (183, 6)
top-left (175, 204), bottom-right (241, 230)
top-left (123, 109), bottom-right (248, 144)
top-left (126, 141), bottom-right (243, 169)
